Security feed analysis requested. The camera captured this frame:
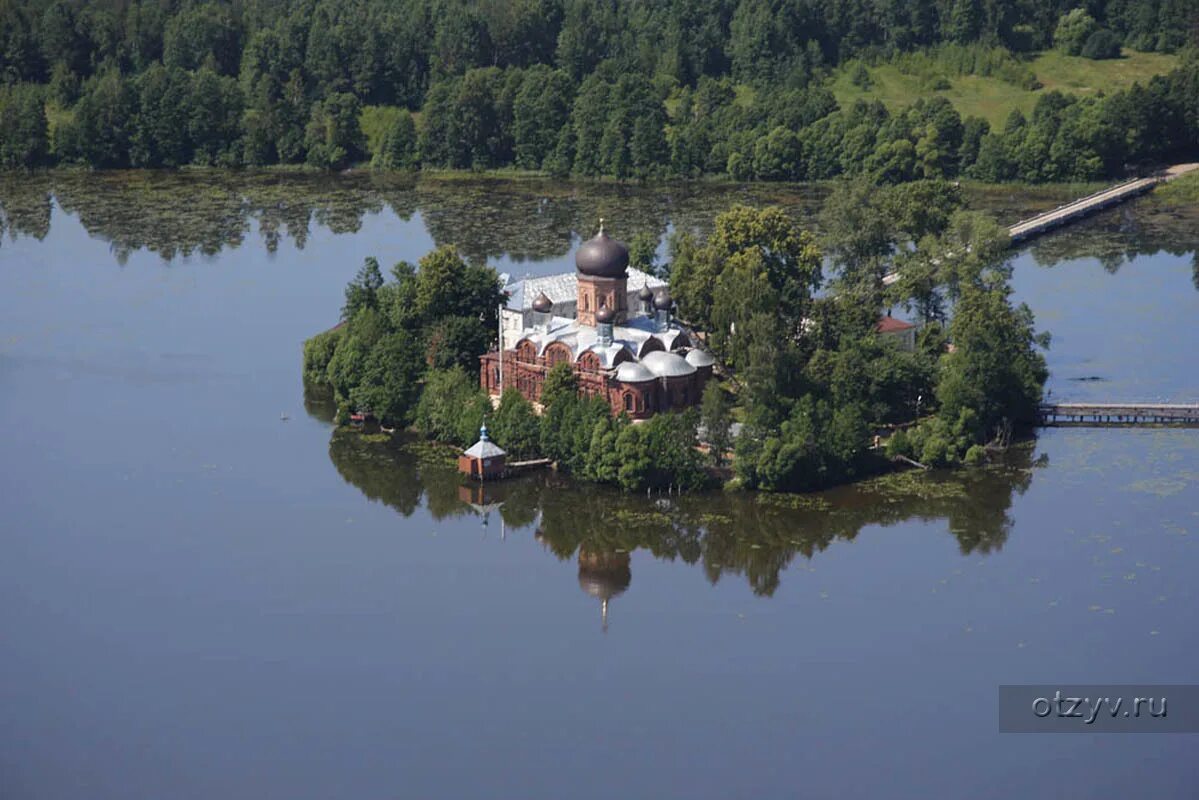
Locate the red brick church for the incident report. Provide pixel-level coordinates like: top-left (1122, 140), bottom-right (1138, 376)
top-left (480, 222), bottom-right (715, 419)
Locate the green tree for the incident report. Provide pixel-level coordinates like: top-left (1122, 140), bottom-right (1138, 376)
top-left (162, 4), bottom-right (241, 75)
top-left (0, 83), bottom-right (48, 167)
top-left (1054, 9), bottom-right (1100, 56)
top-left (305, 91), bottom-right (366, 169)
top-left (540, 361), bottom-right (578, 409)
top-left (1080, 30), bottom-right (1122, 60)
top-left (936, 284), bottom-right (1048, 443)
top-left (627, 231), bottom-right (661, 277)
top-left (344, 257), bottom-right (385, 318)
top-left (490, 389), bottom-right (540, 458)
top-left (414, 367), bottom-right (492, 446)
top-left (372, 108), bottom-right (418, 169)
top-left (700, 381), bottom-right (732, 466)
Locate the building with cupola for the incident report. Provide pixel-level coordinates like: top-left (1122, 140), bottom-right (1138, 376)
top-left (479, 222), bottom-right (715, 419)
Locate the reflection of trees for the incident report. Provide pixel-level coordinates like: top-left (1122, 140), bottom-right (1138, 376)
top-left (327, 430), bottom-right (424, 517)
top-left (1025, 199), bottom-right (1199, 278)
top-left (0, 172), bottom-right (831, 267)
top-left (0, 175), bottom-right (52, 242)
top-left (325, 422), bottom-right (1041, 597)
top-left (5, 173), bottom-right (1196, 291)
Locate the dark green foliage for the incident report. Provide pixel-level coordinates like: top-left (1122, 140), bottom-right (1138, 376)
top-left (700, 381), bottom-right (733, 465)
top-left (539, 361), bottom-right (578, 410)
top-left (489, 389), bottom-right (540, 459)
top-left (0, 0), bottom-right (1193, 176)
top-left (342, 257), bottom-right (384, 320)
top-left (305, 92), bottom-right (365, 169)
top-left (627, 231), bottom-right (661, 277)
top-left (372, 109), bottom-right (419, 169)
top-left (0, 83), bottom-right (47, 167)
top-left (303, 326), bottom-right (344, 383)
top-left (1080, 30), bottom-right (1122, 60)
top-left (734, 396), bottom-right (875, 492)
top-left (414, 367), bottom-right (492, 446)
top-left (613, 411), bottom-right (706, 491)
top-left (1054, 9), bottom-right (1100, 56)
top-left (935, 284), bottom-right (1048, 439)
top-left (307, 244), bottom-right (504, 426)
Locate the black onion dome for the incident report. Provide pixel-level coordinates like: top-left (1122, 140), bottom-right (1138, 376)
top-left (653, 289), bottom-right (672, 310)
top-left (595, 305), bottom-right (615, 324)
top-left (637, 283), bottom-right (654, 301)
top-left (532, 291), bottom-right (553, 313)
top-left (575, 227), bottom-right (629, 278)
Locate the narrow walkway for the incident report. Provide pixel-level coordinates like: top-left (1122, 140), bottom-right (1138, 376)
top-left (1008, 163), bottom-right (1199, 243)
top-left (1039, 403), bottom-right (1199, 427)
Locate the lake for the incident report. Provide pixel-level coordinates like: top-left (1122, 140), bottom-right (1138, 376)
top-left (2, 172), bottom-right (1198, 799)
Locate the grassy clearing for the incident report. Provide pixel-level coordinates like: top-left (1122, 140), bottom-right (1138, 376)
top-left (1152, 169), bottom-right (1199, 204)
top-left (830, 49), bottom-right (1179, 128)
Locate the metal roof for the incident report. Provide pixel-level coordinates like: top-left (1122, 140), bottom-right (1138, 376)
top-left (463, 439), bottom-right (506, 459)
top-left (504, 268), bottom-right (665, 311)
top-left (614, 361), bottom-right (656, 383)
top-left (640, 351), bottom-right (697, 378)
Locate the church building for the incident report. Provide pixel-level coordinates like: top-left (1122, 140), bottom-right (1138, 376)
top-left (480, 222), bottom-right (715, 420)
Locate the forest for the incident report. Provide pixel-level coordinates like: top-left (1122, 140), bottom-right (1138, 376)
top-left (2, 0), bottom-right (1198, 181)
top-left (303, 187), bottom-right (1049, 494)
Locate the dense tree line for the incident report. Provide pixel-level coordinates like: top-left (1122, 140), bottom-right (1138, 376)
top-left (1, 0), bottom-right (1197, 177)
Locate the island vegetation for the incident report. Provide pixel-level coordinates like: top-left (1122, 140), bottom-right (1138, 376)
top-left (304, 183), bottom-right (1048, 494)
top-left (1, 0), bottom-right (1197, 184)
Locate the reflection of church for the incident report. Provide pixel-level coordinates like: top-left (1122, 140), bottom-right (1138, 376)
top-left (577, 547), bottom-right (631, 633)
top-left (480, 222), bottom-right (715, 419)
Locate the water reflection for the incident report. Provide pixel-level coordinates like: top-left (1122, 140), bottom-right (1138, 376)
top-left (322, 407), bottom-right (1043, 610)
top-left (6, 171), bottom-right (1178, 270)
top-left (0, 171), bottom-right (823, 264)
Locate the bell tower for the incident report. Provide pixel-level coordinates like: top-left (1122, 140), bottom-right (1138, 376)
top-left (574, 219), bottom-right (629, 327)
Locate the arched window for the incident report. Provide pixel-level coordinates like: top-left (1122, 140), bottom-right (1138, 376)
top-left (582, 294), bottom-right (589, 311)
top-left (624, 393), bottom-right (634, 412)
top-left (546, 343), bottom-right (571, 368)
top-left (516, 340), bottom-right (537, 363)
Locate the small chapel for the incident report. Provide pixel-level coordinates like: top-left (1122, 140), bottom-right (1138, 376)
top-left (479, 222), bottom-right (714, 420)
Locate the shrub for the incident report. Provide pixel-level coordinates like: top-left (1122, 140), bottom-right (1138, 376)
top-left (1080, 30), bottom-right (1121, 60)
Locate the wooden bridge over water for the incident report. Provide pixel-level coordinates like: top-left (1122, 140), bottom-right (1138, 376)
top-left (1007, 162), bottom-right (1199, 243)
top-left (1039, 403), bottom-right (1199, 427)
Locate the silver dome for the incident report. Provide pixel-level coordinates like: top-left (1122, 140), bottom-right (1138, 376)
top-left (614, 361), bottom-right (656, 383)
top-left (640, 350), bottom-right (696, 378)
top-left (685, 348), bottom-right (716, 368)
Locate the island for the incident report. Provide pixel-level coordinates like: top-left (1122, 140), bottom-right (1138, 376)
top-left (304, 180), bottom-right (1049, 494)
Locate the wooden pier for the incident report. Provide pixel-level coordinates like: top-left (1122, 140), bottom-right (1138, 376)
top-left (1039, 403), bottom-right (1199, 427)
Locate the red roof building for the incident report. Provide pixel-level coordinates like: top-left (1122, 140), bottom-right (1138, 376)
top-left (875, 314), bottom-right (918, 351)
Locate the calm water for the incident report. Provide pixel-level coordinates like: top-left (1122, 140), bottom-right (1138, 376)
top-left (2, 174), bottom-right (1198, 799)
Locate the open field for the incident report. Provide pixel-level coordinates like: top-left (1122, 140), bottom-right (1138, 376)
top-left (831, 50), bottom-right (1180, 127)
